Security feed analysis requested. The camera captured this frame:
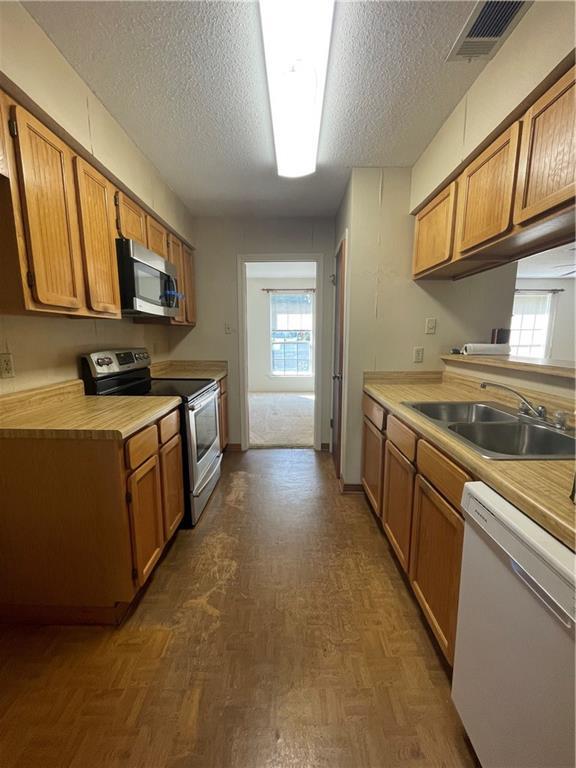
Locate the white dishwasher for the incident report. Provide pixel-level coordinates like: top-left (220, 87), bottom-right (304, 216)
top-left (452, 481), bottom-right (575, 768)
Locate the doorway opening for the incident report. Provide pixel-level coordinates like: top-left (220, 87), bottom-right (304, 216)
top-left (244, 261), bottom-right (317, 448)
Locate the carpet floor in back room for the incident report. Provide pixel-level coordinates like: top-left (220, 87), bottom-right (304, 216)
top-left (0, 450), bottom-right (477, 768)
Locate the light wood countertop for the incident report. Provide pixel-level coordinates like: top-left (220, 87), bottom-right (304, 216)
top-left (441, 354), bottom-right (576, 380)
top-left (0, 391), bottom-right (181, 440)
top-left (364, 378), bottom-right (576, 551)
top-left (151, 360), bottom-right (228, 382)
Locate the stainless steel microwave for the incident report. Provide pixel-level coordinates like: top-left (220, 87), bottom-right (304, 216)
top-left (116, 238), bottom-right (180, 318)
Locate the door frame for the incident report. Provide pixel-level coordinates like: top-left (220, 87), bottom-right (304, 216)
top-left (331, 232), bottom-right (348, 478)
top-left (237, 252), bottom-right (325, 451)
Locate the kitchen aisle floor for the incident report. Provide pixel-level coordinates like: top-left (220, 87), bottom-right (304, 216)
top-left (0, 450), bottom-right (477, 768)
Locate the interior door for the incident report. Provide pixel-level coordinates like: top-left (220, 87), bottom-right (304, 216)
top-left (331, 238), bottom-right (346, 477)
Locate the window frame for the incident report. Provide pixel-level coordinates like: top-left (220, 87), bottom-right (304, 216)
top-left (510, 290), bottom-right (558, 358)
top-left (269, 291), bottom-right (315, 378)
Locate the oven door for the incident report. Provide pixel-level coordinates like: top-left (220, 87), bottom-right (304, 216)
top-left (187, 388), bottom-right (221, 489)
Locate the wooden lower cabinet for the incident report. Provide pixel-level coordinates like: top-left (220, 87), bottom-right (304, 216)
top-left (219, 384), bottom-right (229, 451)
top-left (0, 408), bottom-right (186, 624)
top-left (361, 416), bottom-right (385, 514)
top-left (127, 454), bottom-right (165, 586)
top-left (381, 440), bottom-right (416, 571)
top-left (160, 434), bottom-right (185, 539)
top-left (409, 475), bottom-right (464, 665)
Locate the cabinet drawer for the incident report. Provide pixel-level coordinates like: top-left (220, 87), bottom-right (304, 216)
top-left (417, 441), bottom-right (470, 511)
top-left (125, 424), bottom-right (159, 470)
top-left (386, 415), bottom-right (417, 461)
top-left (158, 409), bottom-right (180, 445)
top-left (219, 376), bottom-right (228, 394)
top-left (362, 394), bottom-right (385, 431)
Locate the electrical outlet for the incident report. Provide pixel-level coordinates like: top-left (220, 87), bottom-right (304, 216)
top-left (0, 352), bottom-right (15, 378)
top-left (425, 317), bottom-right (437, 335)
top-left (413, 346), bottom-right (424, 364)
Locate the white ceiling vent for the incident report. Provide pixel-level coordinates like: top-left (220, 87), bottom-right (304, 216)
top-left (447, 0), bottom-right (533, 62)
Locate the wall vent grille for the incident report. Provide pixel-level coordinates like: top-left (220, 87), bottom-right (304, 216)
top-left (447, 0), bottom-right (532, 62)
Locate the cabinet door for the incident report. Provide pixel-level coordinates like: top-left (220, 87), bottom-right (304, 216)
top-left (361, 416), bottom-right (384, 515)
top-left (219, 389), bottom-right (229, 450)
top-left (514, 67), bottom-right (576, 225)
top-left (381, 440), bottom-right (415, 572)
top-left (0, 94), bottom-right (8, 177)
top-left (409, 475), bottom-right (464, 665)
top-left (11, 105), bottom-right (84, 309)
top-left (159, 434), bottom-right (185, 540)
top-left (116, 191), bottom-right (146, 245)
top-left (412, 182), bottom-right (457, 275)
top-left (183, 244), bottom-right (197, 326)
top-left (127, 455), bottom-right (164, 586)
top-left (168, 234), bottom-right (186, 324)
top-left (456, 123), bottom-right (520, 253)
top-left (74, 157), bottom-right (120, 315)
top-left (146, 216), bottom-right (169, 258)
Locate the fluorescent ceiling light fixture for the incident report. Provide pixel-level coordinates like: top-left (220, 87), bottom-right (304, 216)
top-left (259, 0), bottom-right (335, 178)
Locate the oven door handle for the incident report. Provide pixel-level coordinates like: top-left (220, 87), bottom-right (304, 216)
top-left (194, 455), bottom-right (223, 497)
top-left (189, 389), bottom-right (219, 411)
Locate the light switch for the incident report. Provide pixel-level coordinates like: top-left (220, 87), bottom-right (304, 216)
top-left (425, 317), bottom-right (437, 335)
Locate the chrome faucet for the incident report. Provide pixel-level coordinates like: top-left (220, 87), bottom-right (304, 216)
top-left (480, 381), bottom-right (547, 419)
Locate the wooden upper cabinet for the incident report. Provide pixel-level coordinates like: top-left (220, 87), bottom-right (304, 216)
top-left (74, 157), bottom-right (120, 316)
top-left (381, 440), bottom-right (416, 572)
top-left (412, 182), bottom-right (457, 275)
top-left (146, 216), bottom-right (169, 258)
top-left (409, 475), bottom-right (464, 665)
top-left (456, 122), bottom-right (520, 254)
top-left (127, 454), bottom-right (164, 587)
top-left (514, 66), bottom-right (576, 225)
top-left (116, 191), bottom-right (146, 245)
top-left (168, 233), bottom-right (186, 324)
top-left (11, 105), bottom-right (84, 310)
top-left (182, 244), bottom-right (197, 326)
top-left (361, 416), bottom-right (385, 516)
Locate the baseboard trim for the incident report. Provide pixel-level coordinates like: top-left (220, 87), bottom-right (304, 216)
top-left (339, 478), bottom-right (364, 494)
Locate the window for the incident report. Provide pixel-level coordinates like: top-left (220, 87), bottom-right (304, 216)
top-left (510, 292), bottom-right (555, 358)
top-left (270, 292), bottom-right (314, 376)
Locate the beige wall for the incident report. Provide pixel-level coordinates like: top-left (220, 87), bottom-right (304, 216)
top-left (410, 1), bottom-right (576, 210)
top-left (339, 167), bottom-right (518, 484)
top-left (516, 278), bottom-right (576, 361)
top-left (170, 218), bottom-right (335, 445)
top-left (0, 2), bottom-right (194, 241)
top-left (0, 2), bottom-right (196, 395)
top-left (247, 277), bottom-right (316, 393)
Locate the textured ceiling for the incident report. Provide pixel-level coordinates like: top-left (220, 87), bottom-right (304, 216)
top-left (24, 0), bottom-right (488, 216)
top-left (516, 244), bottom-right (576, 279)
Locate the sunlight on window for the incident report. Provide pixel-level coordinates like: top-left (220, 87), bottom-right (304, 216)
top-left (510, 293), bottom-right (554, 358)
top-left (270, 293), bottom-right (314, 376)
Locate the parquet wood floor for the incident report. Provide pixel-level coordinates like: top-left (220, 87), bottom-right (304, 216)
top-left (0, 450), bottom-right (477, 768)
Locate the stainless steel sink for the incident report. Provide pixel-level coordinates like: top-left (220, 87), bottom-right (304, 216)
top-left (402, 400), bottom-right (575, 460)
top-left (448, 421), bottom-right (576, 460)
top-left (408, 401), bottom-right (516, 423)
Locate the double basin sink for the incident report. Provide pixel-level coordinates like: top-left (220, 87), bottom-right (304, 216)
top-left (402, 401), bottom-right (575, 460)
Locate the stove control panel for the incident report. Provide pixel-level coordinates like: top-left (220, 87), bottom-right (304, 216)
top-left (82, 349), bottom-right (150, 378)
